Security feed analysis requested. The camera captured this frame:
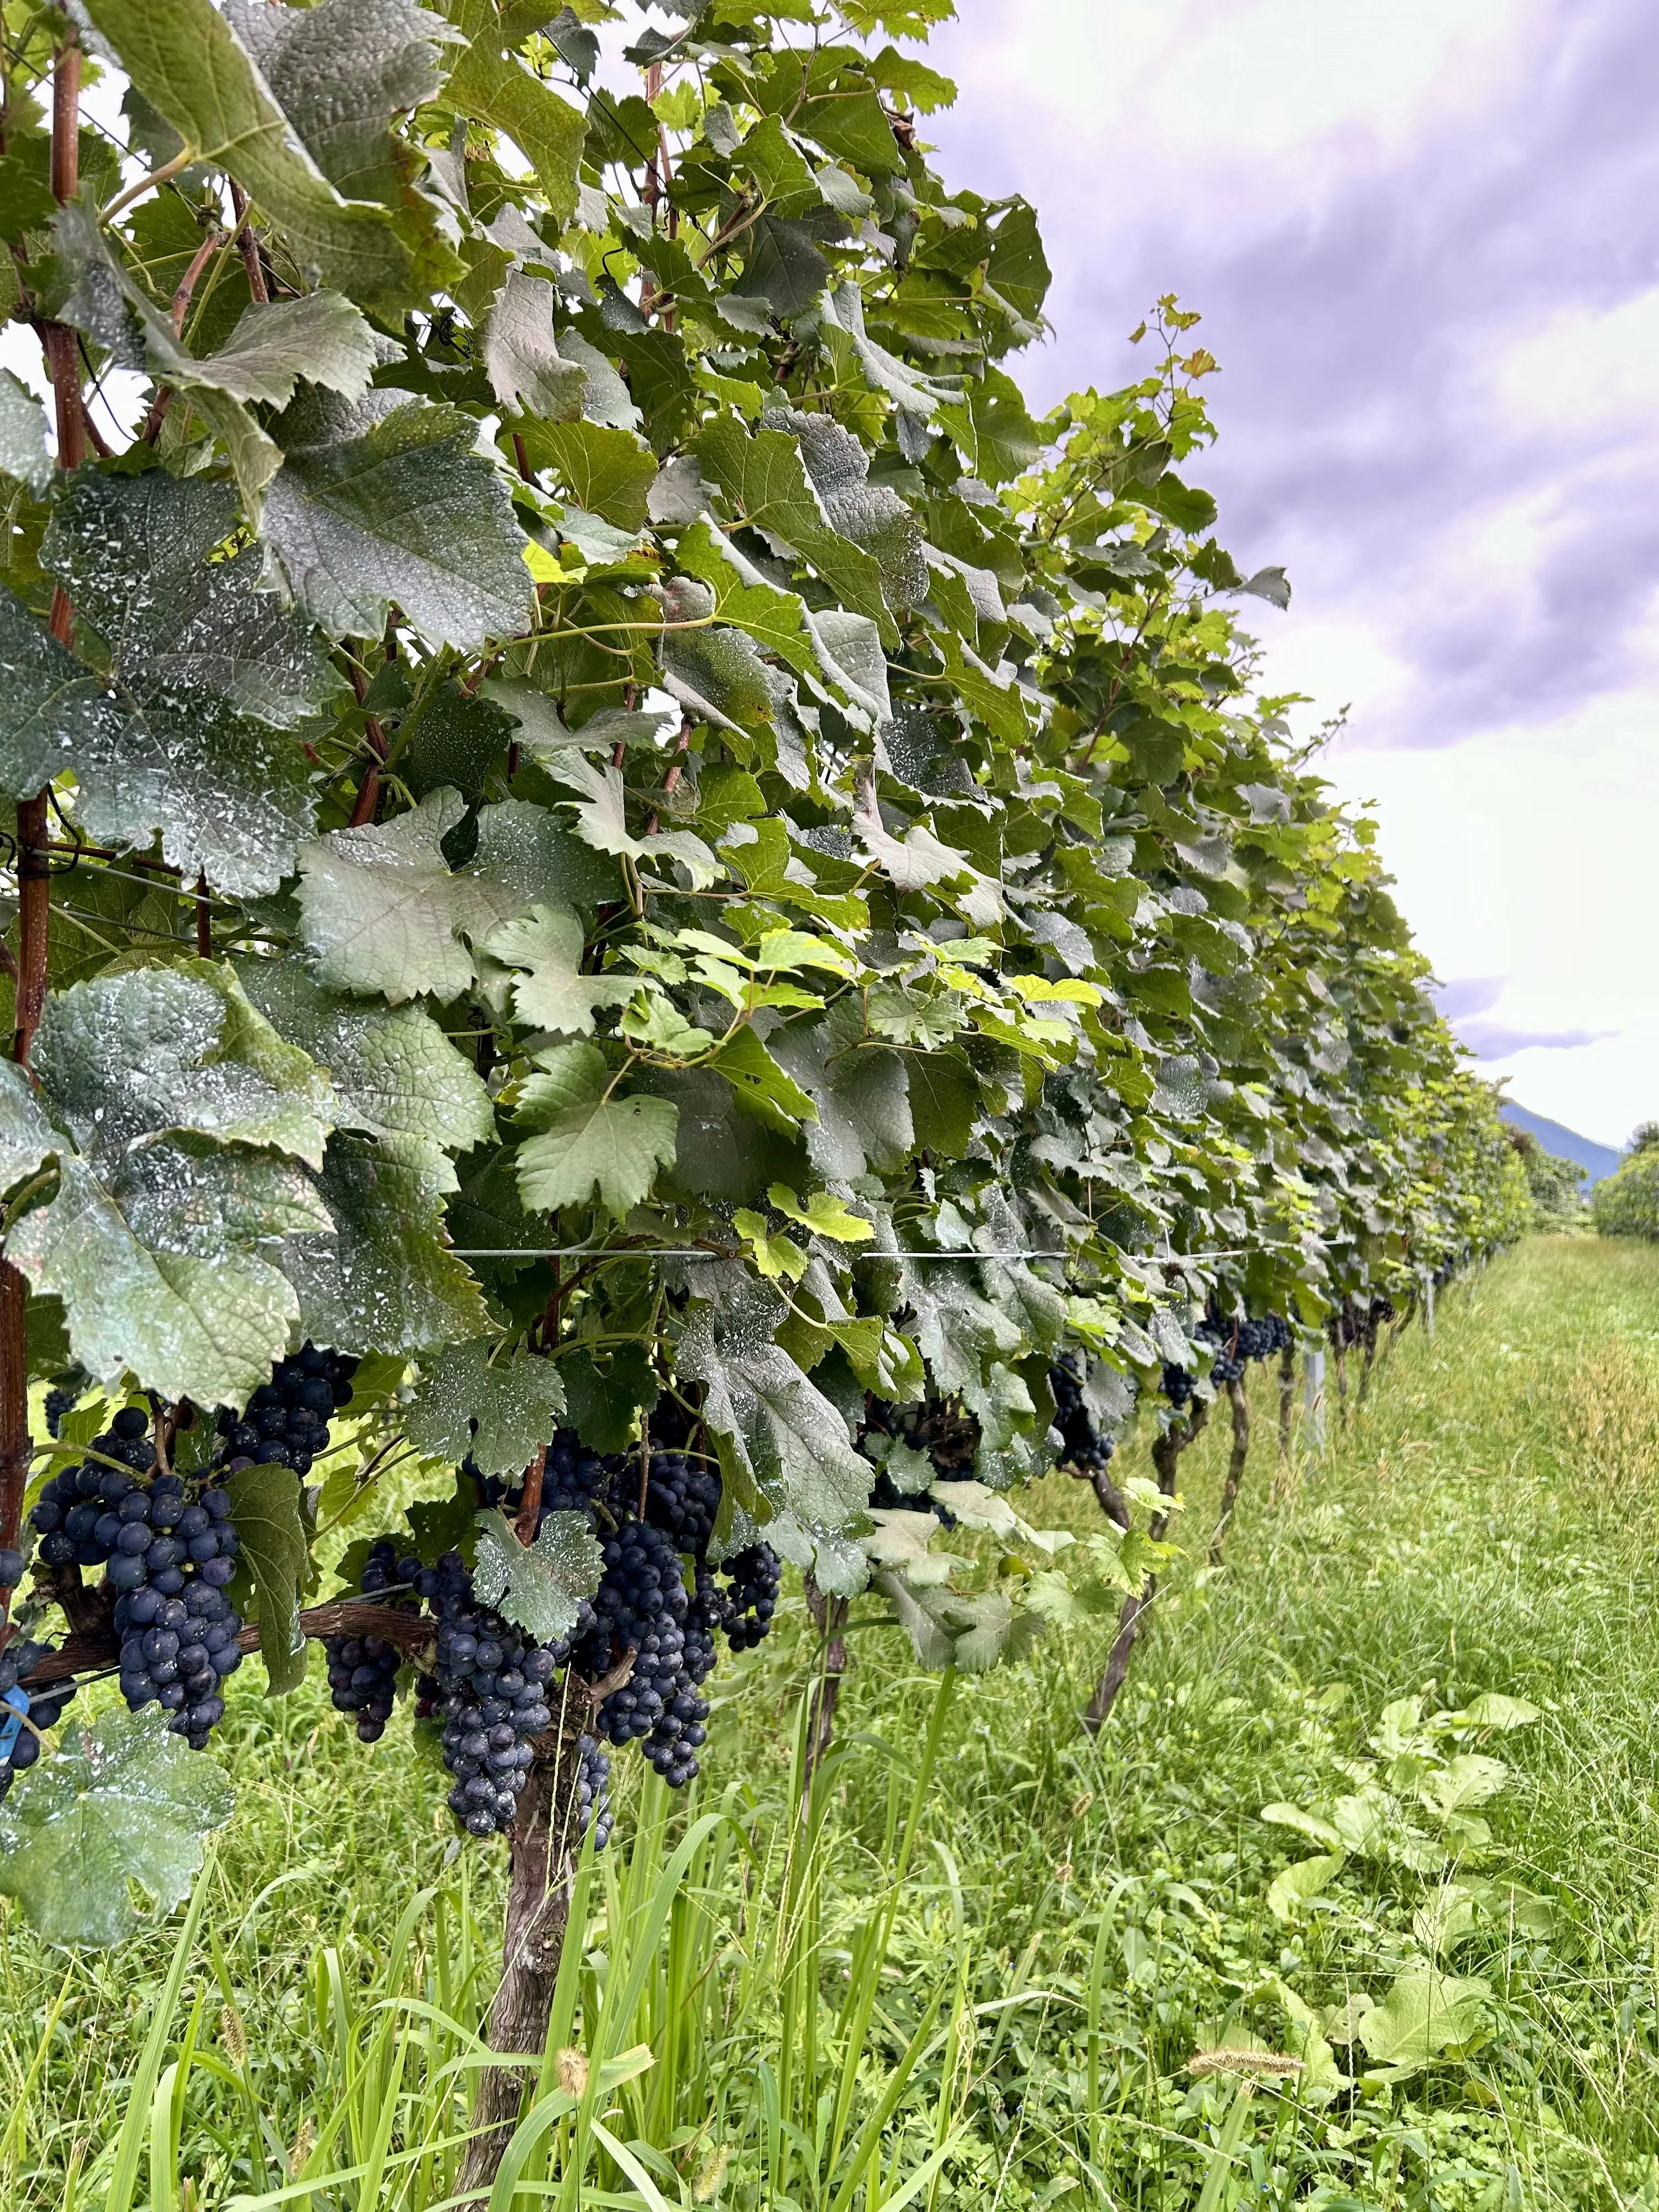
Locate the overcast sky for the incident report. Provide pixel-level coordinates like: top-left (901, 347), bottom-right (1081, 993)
top-left (922, 0), bottom-right (1657, 1148)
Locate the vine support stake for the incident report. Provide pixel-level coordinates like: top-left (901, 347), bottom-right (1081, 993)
top-left (1303, 1348), bottom-right (1326, 1457)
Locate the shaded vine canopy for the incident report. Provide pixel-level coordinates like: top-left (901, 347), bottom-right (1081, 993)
top-left (0, 0), bottom-right (1525, 1698)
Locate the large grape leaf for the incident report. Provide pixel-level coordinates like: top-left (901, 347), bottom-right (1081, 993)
top-left (693, 417), bottom-right (895, 646)
top-left (275, 1130), bottom-right (492, 1353)
top-left (226, 0), bottom-right (456, 207)
top-left (8, 1144), bottom-right (323, 1408)
top-left (483, 266), bottom-right (586, 420)
top-left (78, 0), bottom-right (417, 307)
top-left (0, 366), bottom-right (50, 493)
top-left (469, 795), bottom-right (628, 918)
top-left (296, 788), bottom-right (527, 1004)
top-left (471, 1505), bottom-right (603, 1646)
top-left (223, 1460), bottom-right (310, 1694)
top-left (404, 1339), bottom-right (567, 1476)
top-left (0, 471), bottom-right (337, 897)
top-left (770, 998), bottom-right (913, 1178)
top-left (531, 419), bottom-right (658, 531)
top-left (765, 406), bottom-right (928, 611)
top-left (35, 965), bottom-right (337, 1170)
top-left (679, 1274), bottom-right (871, 1530)
top-left (514, 1043), bottom-right (679, 1216)
top-left (180, 292), bottom-right (383, 409)
top-left (0, 1059), bottom-right (59, 1195)
top-left (261, 388), bottom-right (534, 650)
top-left (484, 906), bottom-right (634, 1037)
top-left (234, 956), bottom-right (495, 1156)
top-left (0, 1705), bottom-right (234, 1948)
top-left (900, 1254), bottom-right (1023, 1397)
top-left (439, 0), bottom-right (586, 223)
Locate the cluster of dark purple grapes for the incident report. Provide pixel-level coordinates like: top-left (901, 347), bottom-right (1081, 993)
top-left (29, 1404), bottom-right (246, 1748)
top-left (415, 1549), bottom-right (565, 1836)
top-left (1164, 1310), bottom-right (1295, 1402)
top-left (0, 1633), bottom-right (74, 1802)
top-left (323, 1538), bottom-right (422, 1743)
top-left (215, 1346), bottom-right (358, 1475)
top-left (527, 1423), bottom-right (777, 1791)
top-left (1048, 1352), bottom-right (1115, 1474)
top-left (1327, 1296), bottom-right (1397, 1352)
top-left (575, 1731), bottom-right (613, 1852)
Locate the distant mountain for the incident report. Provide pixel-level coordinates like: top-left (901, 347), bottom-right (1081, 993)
top-left (1500, 1102), bottom-right (1623, 1186)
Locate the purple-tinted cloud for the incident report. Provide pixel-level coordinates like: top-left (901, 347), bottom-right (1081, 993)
top-left (1461, 1023), bottom-right (1619, 1057)
top-left (1434, 977), bottom-right (1505, 1022)
top-left (924, 2), bottom-right (1659, 749)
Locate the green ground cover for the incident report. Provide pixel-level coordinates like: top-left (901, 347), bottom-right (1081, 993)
top-left (7, 1235), bottom-right (1659, 2212)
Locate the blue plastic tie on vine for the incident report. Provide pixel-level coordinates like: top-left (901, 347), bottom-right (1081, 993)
top-left (0, 1684), bottom-right (29, 1762)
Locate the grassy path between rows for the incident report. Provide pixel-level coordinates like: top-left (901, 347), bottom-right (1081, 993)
top-left (5, 1237), bottom-right (1659, 2210)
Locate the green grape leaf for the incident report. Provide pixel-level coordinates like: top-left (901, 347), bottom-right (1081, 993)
top-left (296, 788), bottom-right (527, 1004)
top-left (471, 1505), bottom-right (604, 1646)
top-left (9, 1146), bottom-right (319, 1409)
top-left (794, 86), bottom-right (904, 177)
top-left (485, 905), bottom-right (634, 1036)
top-left (537, 747), bottom-right (719, 887)
top-left (42, 472), bottom-right (337, 731)
top-left (276, 1130), bottom-right (492, 1355)
top-left (234, 957), bottom-right (495, 1156)
top-left (0, 368), bottom-right (50, 493)
top-left (483, 267), bottom-right (587, 420)
top-left (732, 213), bottom-right (831, 317)
top-left (35, 965), bottom-right (337, 1170)
top-left (470, 797), bottom-right (628, 921)
top-left (693, 417), bottom-right (895, 646)
top-left (0, 1704), bottom-right (234, 1949)
top-left (707, 1027), bottom-right (819, 1135)
top-left (900, 1255), bottom-right (1023, 1397)
top-left (532, 419), bottom-right (658, 531)
top-left (224, 1460), bottom-right (310, 1694)
top-left (0, 1058), bottom-right (59, 1195)
top-left (78, 0), bottom-right (417, 307)
top-left (441, 0), bottom-right (586, 222)
top-left (262, 388), bottom-right (534, 650)
top-left (770, 1000), bottom-right (912, 1177)
top-left (227, 0), bottom-right (457, 206)
top-left (404, 1339), bottom-right (567, 1476)
top-left (670, 518), bottom-right (818, 679)
top-left (768, 406), bottom-right (928, 610)
top-left (513, 1042), bottom-right (679, 1215)
top-left (681, 1282), bottom-right (870, 1529)
top-left (905, 1048), bottom-right (979, 1155)
top-left (185, 290), bottom-right (384, 408)
top-left (0, 471), bottom-right (340, 897)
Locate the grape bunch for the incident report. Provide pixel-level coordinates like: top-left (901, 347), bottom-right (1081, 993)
top-left (0, 1636), bottom-right (74, 1802)
top-left (718, 1544), bottom-right (781, 1652)
top-left (1161, 1362), bottom-right (1197, 1410)
top-left (0, 1544), bottom-right (23, 1595)
top-left (412, 1549), bottom-right (571, 1838)
top-left (1048, 1351), bottom-right (1116, 1475)
top-left (323, 1539), bottom-right (422, 1743)
top-left (111, 1479), bottom-right (244, 1750)
top-left (216, 1345), bottom-right (358, 1475)
top-left (31, 1406), bottom-right (160, 1577)
top-left (29, 1403), bottom-right (244, 1753)
top-left (574, 1732), bottom-right (613, 1852)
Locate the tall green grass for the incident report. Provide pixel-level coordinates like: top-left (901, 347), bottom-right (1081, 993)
top-left (7, 1238), bottom-right (1659, 2209)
